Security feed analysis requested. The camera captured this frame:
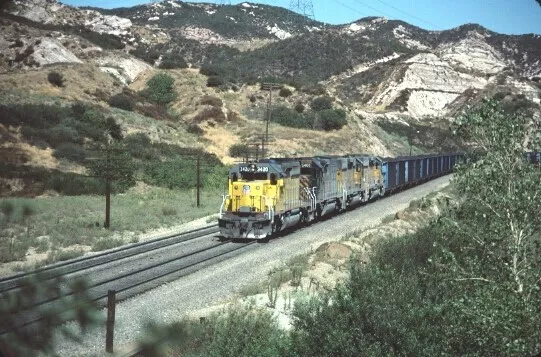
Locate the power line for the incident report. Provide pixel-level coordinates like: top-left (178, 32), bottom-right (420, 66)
top-left (329, 0), bottom-right (369, 18)
top-left (351, 0), bottom-right (397, 20)
top-left (373, 0), bottom-right (443, 30)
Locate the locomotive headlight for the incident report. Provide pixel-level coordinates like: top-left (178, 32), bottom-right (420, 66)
top-left (256, 186), bottom-right (261, 190)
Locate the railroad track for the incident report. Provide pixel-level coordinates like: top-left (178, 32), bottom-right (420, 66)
top-left (0, 225), bottom-right (219, 294)
top-left (0, 225), bottom-right (257, 336)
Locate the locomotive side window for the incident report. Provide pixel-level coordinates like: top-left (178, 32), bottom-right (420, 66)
top-left (232, 173), bottom-right (238, 182)
top-left (270, 173), bottom-right (277, 185)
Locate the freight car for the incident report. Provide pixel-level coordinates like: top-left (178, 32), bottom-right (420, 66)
top-left (218, 153), bottom-right (462, 240)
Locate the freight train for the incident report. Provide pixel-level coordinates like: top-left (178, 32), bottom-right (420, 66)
top-left (218, 153), bottom-right (462, 240)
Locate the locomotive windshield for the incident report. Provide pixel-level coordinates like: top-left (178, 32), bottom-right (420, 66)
top-left (239, 172), bottom-right (268, 181)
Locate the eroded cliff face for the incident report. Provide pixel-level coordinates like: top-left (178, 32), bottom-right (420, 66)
top-left (0, 0), bottom-right (539, 163)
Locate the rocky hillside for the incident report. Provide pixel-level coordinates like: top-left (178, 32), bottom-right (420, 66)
top-left (1, 0), bottom-right (540, 196)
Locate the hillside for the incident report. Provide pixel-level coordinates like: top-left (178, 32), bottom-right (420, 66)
top-left (1, 0), bottom-right (540, 197)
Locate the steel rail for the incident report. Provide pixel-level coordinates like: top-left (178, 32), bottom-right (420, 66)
top-left (0, 225), bottom-right (219, 293)
top-left (0, 238), bottom-right (256, 336)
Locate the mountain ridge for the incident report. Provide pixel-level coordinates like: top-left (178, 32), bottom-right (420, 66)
top-left (0, 0), bottom-right (540, 194)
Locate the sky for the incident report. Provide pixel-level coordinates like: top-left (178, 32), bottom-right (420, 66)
top-left (60, 0), bottom-right (541, 35)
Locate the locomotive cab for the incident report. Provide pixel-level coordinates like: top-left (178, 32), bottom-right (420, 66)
top-left (219, 161), bottom-right (301, 239)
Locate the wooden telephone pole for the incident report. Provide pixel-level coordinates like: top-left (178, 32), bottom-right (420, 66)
top-left (260, 82), bottom-right (280, 158)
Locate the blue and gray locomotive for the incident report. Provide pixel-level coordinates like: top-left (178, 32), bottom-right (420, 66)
top-left (218, 153), bottom-right (462, 240)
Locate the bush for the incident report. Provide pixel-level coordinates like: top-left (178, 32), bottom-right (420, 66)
top-left (48, 71), bottom-right (65, 87)
top-left (193, 107), bottom-right (226, 122)
top-left (302, 84), bottom-right (326, 95)
top-left (207, 75), bottom-right (225, 88)
top-left (294, 102), bottom-right (305, 113)
top-left (44, 172), bottom-right (105, 196)
top-left (159, 56), bottom-right (188, 69)
top-left (310, 96), bottom-right (333, 111)
top-left (9, 38), bottom-right (24, 48)
top-left (314, 109), bottom-right (347, 131)
top-left (186, 124), bottom-right (204, 135)
top-left (199, 95), bottom-right (223, 107)
top-left (44, 124), bottom-right (83, 146)
top-left (92, 237), bottom-right (124, 251)
top-left (108, 93), bottom-right (135, 111)
top-left (228, 143), bottom-right (250, 158)
top-left (199, 66), bottom-right (221, 76)
top-left (52, 143), bottom-right (87, 163)
top-left (279, 87), bottom-right (292, 98)
top-left (271, 105), bottom-right (313, 129)
top-left (141, 73), bottom-right (176, 105)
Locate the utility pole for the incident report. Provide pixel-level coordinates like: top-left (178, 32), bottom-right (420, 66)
top-left (105, 148), bottom-right (111, 229)
top-left (196, 154), bottom-right (201, 207)
top-left (260, 83), bottom-right (280, 158)
top-left (87, 145), bottom-right (133, 230)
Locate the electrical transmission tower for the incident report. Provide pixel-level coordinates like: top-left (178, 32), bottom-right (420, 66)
top-left (288, 0), bottom-right (315, 23)
top-left (217, 0), bottom-right (231, 5)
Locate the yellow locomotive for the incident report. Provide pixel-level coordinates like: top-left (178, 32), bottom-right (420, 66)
top-left (218, 155), bottom-right (385, 240)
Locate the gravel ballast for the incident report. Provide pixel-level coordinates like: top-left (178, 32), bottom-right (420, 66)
top-left (50, 175), bottom-right (453, 356)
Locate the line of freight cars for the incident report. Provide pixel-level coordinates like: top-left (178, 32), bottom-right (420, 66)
top-left (218, 153), bottom-right (463, 240)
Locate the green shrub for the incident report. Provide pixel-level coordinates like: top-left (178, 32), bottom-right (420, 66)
top-left (196, 305), bottom-right (288, 357)
top-left (92, 237), bottom-right (124, 251)
top-left (310, 96), bottom-right (333, 111)
top-left (199, 95), bottom-right (223, 107)
top-left (207, 75), bottom-right (225, 87)
top-left (186, 124), bottom-right (204, 135)
top-left (47, 71), bottom-right (64, 87)
top-left (53, 143), bottom-right (87, 163)
top-left (228, 143), bottom-right (250, 158)
top-left (193, 107), bottom-right (226, 122)
top-left (272, 105), bottom-right (313, 129)
top-left (44, 172), bottom-right (105, 196)
top-left (44, 124), bottom-right (82, 146)
top-left (162, 206), bottom-right (177, 216)
top-left (142, 73), bottom-right (177, 105)
top-left (9, 39), bottom-right (24, 48)
top-left (314, 109), bottom-right (347, 131)
top-left (294, 102), bottom-right (305, 113)
top-left (199, 65), bottom-right (221, 76)
top-left (302, 84), bottom-right (326, 95)
top-left (108, 93), bottom-right (135, 111)
top-left (279, 87), bottom-right (292, 98)
top-left (159, 56), bottom-right (188, 69)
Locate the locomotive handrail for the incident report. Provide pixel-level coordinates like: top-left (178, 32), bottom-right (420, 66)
top-left (264, 196), bottom-right (275, 225)
top-left (220, 194), bottom-right (229, 217)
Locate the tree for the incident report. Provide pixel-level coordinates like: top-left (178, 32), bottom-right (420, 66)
top-left (450, 98), bottom-right (541, 295)
top-left (0, 274), bottom-right (99, 355)
top-left (142, 73), bottom-right (177, 106)
top-left (310, 96), bottom-right (333, 111)
top-left (228, 143), bottom-right (250, 158)
top-left (47, 72), bottom-right (64, 87)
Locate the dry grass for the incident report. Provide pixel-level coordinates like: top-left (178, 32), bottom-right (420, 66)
top-left (0, 63), bottom-right (119, 103)
top-left (0, 186), bottom-right (224, 275)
